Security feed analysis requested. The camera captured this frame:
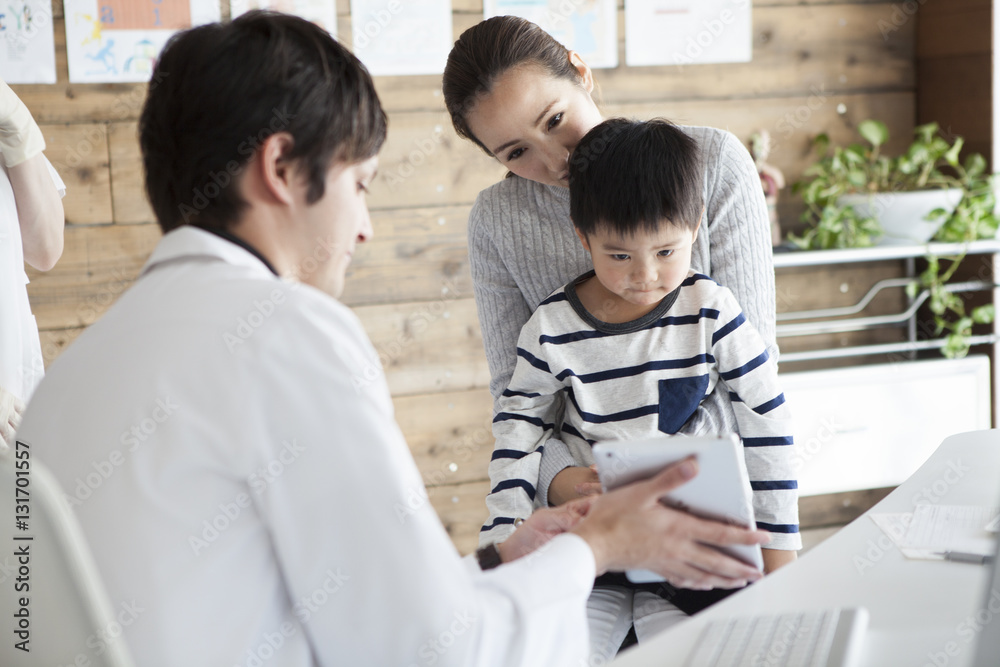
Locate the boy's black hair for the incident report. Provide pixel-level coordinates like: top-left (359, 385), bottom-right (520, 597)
top-left (139, 10), bottom-right (387, 234)
top-left (569, 118), bottom-right (704, 237)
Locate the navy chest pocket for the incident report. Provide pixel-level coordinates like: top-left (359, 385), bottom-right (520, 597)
top-left (658, 375), bottom-right (710, 434)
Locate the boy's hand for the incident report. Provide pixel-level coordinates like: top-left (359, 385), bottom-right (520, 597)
top-left (549, 465), bottom-right (602, 506)
top-left (496, 497), bottom-right (596, 564)
top-left (761, 548), bottom-right (797, 574)
top-left (571, 457), bottom-right (770, 589)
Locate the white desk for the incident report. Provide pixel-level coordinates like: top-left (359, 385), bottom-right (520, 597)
top-left (614, 429), bottom-right (1000, 667)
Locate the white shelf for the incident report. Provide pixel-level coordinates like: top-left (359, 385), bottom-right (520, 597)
top-left (772, 238), bottom-right (1000, 268)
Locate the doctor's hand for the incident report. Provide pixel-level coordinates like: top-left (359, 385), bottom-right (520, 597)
top-left (0, 78), bottom-right (45, 167)
top-left (570, 457), bottom-right (771, 591)
top-left (549, 465), bottom-right (602, 506)
top-left (0, 385), bottom-right (25, 448)
top-left (496, 497), bottom-right (596, 564)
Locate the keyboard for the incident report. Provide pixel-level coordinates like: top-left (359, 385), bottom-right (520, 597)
top-left (683, 607), bottom-right (869, 667)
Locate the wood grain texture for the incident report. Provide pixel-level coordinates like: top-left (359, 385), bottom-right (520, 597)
top-left (26, 223), bottom-right (161, 330)
top-left (39, 123), bottom-right (113, 224)
top-left (394, 388), bottom-right (494, 488)
top-left (354, 297), bottom-right (490, 397)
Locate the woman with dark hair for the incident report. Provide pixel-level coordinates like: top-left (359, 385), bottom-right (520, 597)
top-left (444, 16), bottom-right (782, 658)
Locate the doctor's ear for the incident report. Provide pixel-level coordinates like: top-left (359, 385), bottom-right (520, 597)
top-left (256, 132), bottom-right (299, 206)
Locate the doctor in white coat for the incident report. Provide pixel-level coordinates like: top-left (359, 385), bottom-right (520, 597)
top-left (17, 12), bottom-right (770, 667)
top-left (0, 78), bottom-right (65, 445)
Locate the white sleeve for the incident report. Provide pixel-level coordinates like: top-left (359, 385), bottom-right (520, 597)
top-left (254, 295), bottom-right (595, 667)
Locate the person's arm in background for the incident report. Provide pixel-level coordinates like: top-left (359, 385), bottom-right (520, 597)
top-left (9, 152), bottom-right (64, 271)
top-left (0, 79), bottom-right (64, 447)
top-left (0, 79), bottom-right (64, 271)
top-left (709, 286), bottom-right (801, 573)
top-left (468, 195), bottom-right (581, 506)
top-left (702, 130), bottom-right (777, 355)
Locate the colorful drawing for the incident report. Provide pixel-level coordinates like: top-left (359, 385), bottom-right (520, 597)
top-left (85, 38), bottom-right (117, 75)
top-left (123, 38), bottom-right (156, 75)
top-left (0, 1), bottom-right (56, 83)
top-left (98, 0), bottom-right (192, 30)
top-left (65, 0), bottom-right (220, 83)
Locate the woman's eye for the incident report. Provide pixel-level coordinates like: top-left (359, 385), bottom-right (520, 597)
top-left (357, 182), bottom-right (369, 193)
top-left (548, 113), bottom-right (563, 130)
top-left (658, 249), bottom-right (674, 258)
top-left (507, 147), bottom-right (525, 161)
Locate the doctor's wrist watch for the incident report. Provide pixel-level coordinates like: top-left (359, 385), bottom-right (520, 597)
top-left (476, 543), bottom-right (502, 570)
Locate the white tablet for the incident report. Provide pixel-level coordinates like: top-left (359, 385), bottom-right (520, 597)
top-left (592, 433), bottom-right (764, 583)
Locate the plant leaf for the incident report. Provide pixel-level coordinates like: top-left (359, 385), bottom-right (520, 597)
top-left (859, 120), bottom-right (889, 148)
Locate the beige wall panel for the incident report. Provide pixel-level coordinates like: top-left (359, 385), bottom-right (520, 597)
top-left (40, 123), bottom-right (113, 224)
top-left (354, 297), bottom-right (490, 396)
top-left (26, 224), bottom-right (161, 331)
top-left (427, 479), bottom-right (490, 556)
top-left (395, 388), bottom-right (494, 487)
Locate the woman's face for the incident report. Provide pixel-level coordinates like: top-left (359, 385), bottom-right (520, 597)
top-left (465, 58), bottom-right (603, 188)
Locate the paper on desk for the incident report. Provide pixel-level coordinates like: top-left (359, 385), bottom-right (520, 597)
top-left (870, 506), bottom-right (999, 560)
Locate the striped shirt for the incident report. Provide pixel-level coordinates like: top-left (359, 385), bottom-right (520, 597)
top-left (482, 270), bottom-right (801, 550)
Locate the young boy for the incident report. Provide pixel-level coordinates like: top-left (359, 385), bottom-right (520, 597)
top-left (480, 118), bottom-right (800, 658)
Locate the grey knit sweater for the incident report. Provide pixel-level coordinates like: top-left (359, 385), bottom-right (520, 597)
top-left (468, 125), bottom-right (777, 507)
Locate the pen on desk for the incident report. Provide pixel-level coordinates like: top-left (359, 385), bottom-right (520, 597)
top-left (936, 551), bottom-right (995, 565)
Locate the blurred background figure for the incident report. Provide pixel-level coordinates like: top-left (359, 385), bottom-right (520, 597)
top-left (0, 78), bottom-right (65, 446)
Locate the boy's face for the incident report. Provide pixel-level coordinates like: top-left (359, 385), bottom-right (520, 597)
top-left (575, 219), bottom-right (700, 308)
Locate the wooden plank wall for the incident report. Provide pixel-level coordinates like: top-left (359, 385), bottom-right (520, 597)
top-left (17, 0), bottom-right (916, 555)
top-left (917, 0), bottom-right (992, 169)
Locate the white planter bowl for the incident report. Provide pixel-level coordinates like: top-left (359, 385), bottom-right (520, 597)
top-left (838, 187), bottom-right (963, 246)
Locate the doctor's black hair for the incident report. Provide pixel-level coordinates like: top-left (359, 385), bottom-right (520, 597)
top-left (569, 118), bottom-right (704, 238)
top-left (139, 10), bottom-right (387, 233)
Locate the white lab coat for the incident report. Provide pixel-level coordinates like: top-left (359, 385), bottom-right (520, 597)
top-left (0, 157), bottom-right (65, 402)
top-left (18, 226), bottom-right (595, 667)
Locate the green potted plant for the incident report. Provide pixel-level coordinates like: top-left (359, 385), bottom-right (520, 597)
top-left (790, 120), bottom-right (998, 358)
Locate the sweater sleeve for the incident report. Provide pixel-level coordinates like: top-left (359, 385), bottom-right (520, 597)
top-left (468, 192), bottom-right (535, 411)
top-left (704, 130), bottom-right (778, 360)
top-left (481, 313), bottom-right (566, 547)
top-left (710, 288), bottom-right (801, 551)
